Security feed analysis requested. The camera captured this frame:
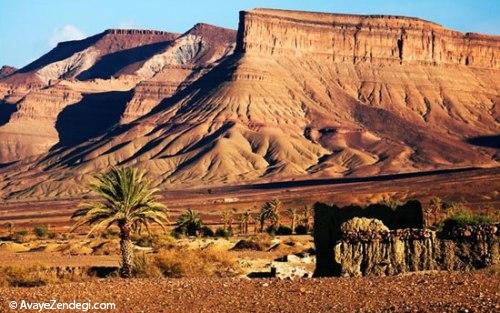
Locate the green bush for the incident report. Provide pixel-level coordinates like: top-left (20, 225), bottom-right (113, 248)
top-left (442, 211), bottom-right (494, 233)
top-left (12, 230), bottom-right (29, 243)
top-left (265, 226), bottom-right (277, 236)
top-left (134, 235), bottom-right (153, 248)
top-left (294, 224), bottom-right (308, 235)
top-left (214, 227), bottom-right (232, 238)
top-left (33, 225), bottom-right (49, 238)
top-left (201, 226), bottom-right (214, 237)
top-left (275, 225), bottom-right (292, 235)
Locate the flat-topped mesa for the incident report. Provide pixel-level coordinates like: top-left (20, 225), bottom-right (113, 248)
top-left (237, 8), bottom-right (500, 68)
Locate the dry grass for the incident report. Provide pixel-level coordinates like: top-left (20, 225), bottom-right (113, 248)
top-left (133, 247), bottom-right (241, 278)
top-left (232, 233), bottom-right (274, 251)
top-left (0, 266), bottom-right (87, 288)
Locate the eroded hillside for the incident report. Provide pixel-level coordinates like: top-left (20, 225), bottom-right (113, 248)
top-left (0, 8), bottom-right (498, 200)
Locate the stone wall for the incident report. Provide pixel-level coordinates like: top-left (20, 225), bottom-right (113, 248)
top-left (312, 202), bottom-right (499, 277)
top-left (334, 226), bottom-right (498, 277)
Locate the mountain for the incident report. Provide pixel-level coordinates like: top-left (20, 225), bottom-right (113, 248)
top-left (0, 24), bottom-right (236, 164)
top-left (0, 8), bottom-right (498, 200)
top-left (0, 66), bottom-right (17, 79)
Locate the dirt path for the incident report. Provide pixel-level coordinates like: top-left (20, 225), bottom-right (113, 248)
top-left (0, 272), bottom-right (498, 312)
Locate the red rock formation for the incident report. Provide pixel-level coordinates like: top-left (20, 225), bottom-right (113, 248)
top-left (238, 9), bottom-right (499, 68)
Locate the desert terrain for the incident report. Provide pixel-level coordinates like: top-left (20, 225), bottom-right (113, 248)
top-left (0, 6), bottom-right (499, 313)
top-left (1, 272), bottom-right (499, 313)
top-left (0, 167), bottom-right (498, 229)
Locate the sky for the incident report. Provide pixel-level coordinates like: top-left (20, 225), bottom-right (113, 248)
top-left (1, 0), bottom-right (499, 68)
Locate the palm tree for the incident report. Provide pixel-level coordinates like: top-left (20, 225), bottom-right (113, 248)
top-left (287, 208), bottom-right (297, 234)
top-left (176, 209), bottom-right (202, 236)
top-left (259, 198), bottom-right (282, 232)
top-left (427, 196), bottom-right (442, 227)
top-left (70, 167), bottom-right (168, 278)
top-left (301, 205), bottom-right (312, 232)
top-left (240, 211), bottom-right (251, 235)
top-left (220, 211), bottom-right (233, 231)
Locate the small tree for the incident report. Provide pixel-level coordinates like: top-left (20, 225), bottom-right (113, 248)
top-left (287, 208), bottom-right (297, 234)
top-left (71, 167), bottom-right (168, 278)
top-left (259, 198), bottom-right (282, 232)
top-left (240, 211), bottom-right (251, 235)
top-left (33, 224), bottom-right (49, 238)
top-left (300, 205), bottom-right (312, 232)
top-left (220, 211), bottom-right (233, 231)
top-left (176, 209), bottom-right (203, 236)
top-left (426, 196), bottom-right (442, 227)
top-left (4, 222), bottom-right (14, 236)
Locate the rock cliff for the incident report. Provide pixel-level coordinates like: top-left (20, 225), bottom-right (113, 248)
top-left (238, 9), bottom-right (499, 68)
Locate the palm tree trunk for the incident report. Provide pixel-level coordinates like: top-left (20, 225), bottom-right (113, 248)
top-left (119, 221), bottom-right (134, 278)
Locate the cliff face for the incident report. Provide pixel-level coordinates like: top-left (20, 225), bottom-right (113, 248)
top-left (0, 9), bottom-right (499, 200)
top-left (238, 9), bottom-right (500, 68)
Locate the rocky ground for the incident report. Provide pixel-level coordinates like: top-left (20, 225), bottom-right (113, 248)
top-left (0, 271), bottom-right (498, 312)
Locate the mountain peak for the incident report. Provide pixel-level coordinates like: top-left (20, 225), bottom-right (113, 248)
top-left (0, 65), bottom-right (17, 79)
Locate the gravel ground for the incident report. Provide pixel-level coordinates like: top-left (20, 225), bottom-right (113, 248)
top-left (0, 271), bottom-right (498, 312)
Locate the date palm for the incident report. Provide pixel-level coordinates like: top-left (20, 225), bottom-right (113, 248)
top-left (259, 198), bottom-right (282, 232)
top-left (240, 211), bottom-right (251, 235)
top-left (176, 209), bottom-right (202, 236)
top-left (287, 208), bottom-right (297, 234)
top-left (70, 167), bottom-right (168, 278)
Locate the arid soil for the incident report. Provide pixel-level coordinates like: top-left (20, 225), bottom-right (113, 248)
top-left (0, 167), bottom-right (498, 229)
top-left (0, 272), bottom-right (498, 312)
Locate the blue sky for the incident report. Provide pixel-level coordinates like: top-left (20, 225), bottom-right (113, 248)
top-left (1, 0), bottom-right (499, 68)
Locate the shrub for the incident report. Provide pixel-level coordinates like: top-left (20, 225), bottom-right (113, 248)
top-left (214, 227), bottom-right (232, 238)
top-left (0, 266), bottom-right (57, 287)
top-left (231, 239), bottom-right (263, 251)
top-left (275, 225), bottom-right (292, 235)
top-left (134, 235), bottom-right (153, 248)
top-left (294, 225), bottom-right (308, 235)
top-left (132, 253), bottom-right (162, 278)
top-left (201, 226), bottom-right (214, 237)
top-left (340, 217), bottom-right (389, 233)
top-left (152, 247), bottom-right (240, 278)
top-left (101, 228), bottom-right (119, 239)
top-left (231, 233), bottom-right (272, 251)
top-left (442, 211), bottom-right (494, 233)
top-left (12, 230), bottom-right (29, 243)
top-left (265, 225), bottom-right (277, 236)
top-left (33, 225), bottom-right (49, 238)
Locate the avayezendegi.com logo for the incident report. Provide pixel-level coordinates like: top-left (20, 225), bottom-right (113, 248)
top-left (8, 299), bottom-right (116, 311)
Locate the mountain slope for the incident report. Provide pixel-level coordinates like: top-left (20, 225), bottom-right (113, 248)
top-left (0, 8), bottom-right (498, 200)
top-left (0, 25), bottom-right (236, 164)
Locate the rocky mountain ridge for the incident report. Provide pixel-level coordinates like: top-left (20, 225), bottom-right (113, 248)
top-left (0, 8), bottom-right (498, 200)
